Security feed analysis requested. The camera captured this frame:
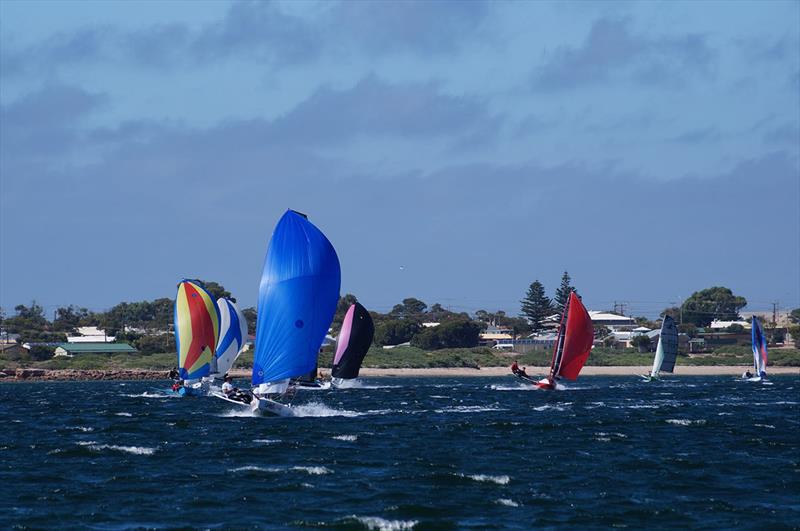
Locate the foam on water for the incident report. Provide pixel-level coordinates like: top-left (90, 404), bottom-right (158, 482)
top-left (332, 435), bottom-right (358, 442)
top-left (230, 465), bottom-right (332, 475)
top-left (124, 392), bottom-right (176, 399)
top-left (115, 412), bottom-right (133, 417)
top-left (292, 466), bottom-right (332, 475)
top-left (351, 516), bottom-right (418, 530)
top-left (76, 441), bottom-right (156, 455)
top-left (67, 426), bottom-right (94, 432)
top-left (495, 498), bottom-right (520, 507)
top-left (666, 419), bottom-right (708, 426)
top-left (253, 439), bottom-right (281, 444)
top-left (460, 473), bottom-right (510, 485)
top-left (434, 405), bottom-right (506, 414)
top-left (291, 402), bottom-right (361, 417)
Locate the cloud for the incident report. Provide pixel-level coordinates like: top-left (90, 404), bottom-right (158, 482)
top-left (763, 122), bottom-right (800, 147)
top-left (531, 17), bottom-right (714, 90)
top-left (669, 126), bottom-right (721, 144)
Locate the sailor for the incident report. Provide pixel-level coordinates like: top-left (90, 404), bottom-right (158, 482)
top-left (518, 366), bottom-right (529, 378)
top-left (168, 367), bottom-right (179, 380)
top-left (744, 370), bottom-right (753, 379)
top-left (222, 375), bottom-right (236, 397)
top-left (171, 379), bottom-right (183, 392)
top-left (510, 360), bottom-right (520, 375)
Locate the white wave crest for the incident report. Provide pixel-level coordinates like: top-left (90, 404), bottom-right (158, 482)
top-left (253, 439), bottom-right (281, 444)
top-left (229, 466), bottom-right (276, 473)
top-left (123, 392), bottom-right (175, 399)
top-left (754, 424), bottom-right (776, 429)
top-left (495, 498), bottom-right (520, 507)
top-left (292, 466), bottom-right (332, 475)
top-left (115, 412), bottom-right (133, 417)
top-left (291, 402), bottom-right (361, 417)
top-left (68, 426), bottom-right (94, 432)
top-left (434, 405), bottom-right (506, 414)
top-left (461, 474), bottom-right (510, 485)
top-left (332, 435), bottom-right (358, 442)
top-left (81, 443), bottom-right (156, 455)
top-left (489, 384), bottom-right (534, 391)
top-left (666, 419), bottom-right (707, 426)
top-left (532, 404), bottom-right (567, 412)
top-left (352, 516), bottom-right (418, 530)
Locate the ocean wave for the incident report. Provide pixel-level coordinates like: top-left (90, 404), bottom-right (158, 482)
top-left (350, 516), bottom-right (418, 530)
top-left (115, 412), bottom-right (133, 417)
top-left (495, 498), bottom-right (520, 507)
top-left (489, 384), bottom-right (534, 391)
top-left (532, 404), bottom-right (567, 412)
top-left (77, 442), bottom-right (156, 455)
top-left (229, 466), bottom-right (275, 473)
top-left (666, 419), bottom-right (707, 426)
top-left (67, 426), bottom-right (94, 432)
top-left (253, 439), bottom-right (281, 444)
top-left (332, 435), bottom-right (358, 442)
top-left (754, 424), bottom-right (776, 429)
top-left (292, 466), bottom-right (332, 475)
top-left (460, 474), bottom-right (510, 485)
top-left (291, 402), bottom-right (361, 417)
top-left (434, 405), bottom-right (506, 414)
top-left (123, 392), bottom-right (175, 399)
top-left (594, 432), bottom-right (627, 442)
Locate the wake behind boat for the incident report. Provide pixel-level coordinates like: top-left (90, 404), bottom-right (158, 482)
top-left (214, 210), bottom-right (341, 416)
top-left (641, 315), bottom-right (678, 382)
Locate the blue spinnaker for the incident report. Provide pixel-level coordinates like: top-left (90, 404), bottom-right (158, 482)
top-left (751, 316), bottom-right (768, 376)
top-left (252, 210), bottom-right (341, 386)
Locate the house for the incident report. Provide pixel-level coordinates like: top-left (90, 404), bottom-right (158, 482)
top-left (480, 325), bottom-right (514, 345)
top-left (587, 311), bottom-right (636, 331)
top-left (54, 342), bottom-right (137, 357)
top-left (708, 320), bottom-right (750, 330)
top-left (66, 326), bottom-right (115, 343)
top-left (0, 343), bottom-right (28, 357)
top-left (0, 330), bottom-right (20, 344)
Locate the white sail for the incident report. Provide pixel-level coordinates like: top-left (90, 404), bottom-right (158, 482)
top-left (650, 316), bottom-right (678, 378)
top-left (214, 298), bottom-right (248, 376)
top-left (650, 337), bottom-right (665, 377)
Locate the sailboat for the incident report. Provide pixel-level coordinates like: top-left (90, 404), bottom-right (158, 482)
top-left (330, 302), bottom-right (375, 388)
top-left (536, 291), bottom-right (594, 390)
top-left (216, 210), bottom-right (341, 415)
top-left (743, 316), bottom-right (768, 381)
top-left (641, 315), bottom-right (678, 382)
top-left (211, 297), bottom-right (248, 379)
top-left (173, 279), bottom-right (221, 396)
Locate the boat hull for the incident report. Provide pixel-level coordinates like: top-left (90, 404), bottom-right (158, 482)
top-left (535, 378), bottom-right (555, 390)
top-left (211, 391), bottom-right (297, 417)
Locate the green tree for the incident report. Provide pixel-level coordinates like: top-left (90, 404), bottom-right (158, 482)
top-left (242, 307), bottom-right (257, 335)
top-left (374, 319), bottom-right (421, 346)
top-left (789, 308), bottom-right (800, 324)
top-left (411, 320), bottom-right (481, 350)
top-left (632, 334), bottom-right (652, 353)
top-left (389, 298), bottom-right (427, 320)
top-left (136, 333), bottom-right (176, 354)
top-left (200, 280), bottom-right (232, 301)
top-left (726, 323), bottom-right (745, 334)
top-left (4, 301), bottom-right (48, 333)
top-left (660, 306), bottom-right (681, 322)
top-left (681, 286), bottom-right (747, 327)
top-left (520, 280), bottom-right (552, 333)
top-left (553, 271), bottom-right (578, 315)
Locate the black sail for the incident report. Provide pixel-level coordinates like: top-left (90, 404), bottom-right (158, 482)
top-left (331, 302), bottom-right (375, 379)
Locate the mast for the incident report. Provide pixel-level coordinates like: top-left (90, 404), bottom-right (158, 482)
top-left (548, 295), bottom-right (570, 381)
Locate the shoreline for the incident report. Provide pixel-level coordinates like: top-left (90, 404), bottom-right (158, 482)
top-left (1, 366), bottom-right (797, 382)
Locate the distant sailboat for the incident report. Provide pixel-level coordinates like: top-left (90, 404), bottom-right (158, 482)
top-left (174, 279), bottom-right (220, 395)
top-left (536, 292), bottom-right (594, 390)
top-left (641, 315), bottom-right (678, 382)
top-left (212, 297), bottom-right (248, 378)
top-left (743, 316), bottom-right (768, 381)
top-left (331, 302), bottom-right (375, 388)
top-left (215, 210), bottom-right (341, 415)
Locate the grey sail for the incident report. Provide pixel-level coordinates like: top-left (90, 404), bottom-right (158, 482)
top-left (659, 316), bottom-right (679, 373)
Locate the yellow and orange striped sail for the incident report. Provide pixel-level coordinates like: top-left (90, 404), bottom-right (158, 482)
top-left (174, 280), bottom-right (220, 380)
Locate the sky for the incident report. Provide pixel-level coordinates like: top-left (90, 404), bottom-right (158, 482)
top-left (1, 0), bottom-right (798, 319)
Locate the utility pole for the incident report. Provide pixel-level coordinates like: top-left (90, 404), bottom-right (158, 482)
top-left (772, 301), bottom-right (779, 326)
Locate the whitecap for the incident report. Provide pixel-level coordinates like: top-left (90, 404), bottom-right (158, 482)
top-left (83, 443), bottom-right (156, 455)
top-left (434, 405), bottom-right (506, 414)
top-left (115, 412), bottom-right (133, 417)
top-left (253, 439), bottom-right (281, 444)
top-left (460, 473), bottom-right (510, 485)
top-left (292, 466), bottom-right (332, 475)
top-left (532, 405), bottom-right (566, 412)
top-left (489, 384), bottom-right (534, 391)
top-left (352, 516), bottom-right (418, 530)
top-left (229, 465), bottom-right (275, 473)
top-left (68, 426), bottom-right (94, 432)
top-left (291, 402), bottom-right (361, 417)
top-left (666, 419), bottom-right (707, 426)
top-left (332, 435), bottom-right (358, 442)
top-left (123, 392), bottom-right (175, 399)
top-left (754, 424), bottom-right (776, 429)
top-left (495, 498), bottom-right (519, 507)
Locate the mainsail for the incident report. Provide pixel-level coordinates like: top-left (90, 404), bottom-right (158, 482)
top-left (332, 302), bottom-right (375, 380)
top-left (548, 292), bottom-right (593, 382)
top-left (650, 315), bottom-right (678, 377)
top-left (214, 297), bottom-right (248, 376)
top-left (252, 210), bottom-right (341, 387)
top-left (174, 280), bottom-right (220, 380)
top-left (751, 316), bottom-right (768, 376)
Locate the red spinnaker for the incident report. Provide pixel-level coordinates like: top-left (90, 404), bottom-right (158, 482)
top-left (557, 292), bottom-right (594, 381)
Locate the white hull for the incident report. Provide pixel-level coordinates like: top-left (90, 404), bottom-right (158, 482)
top-left (211, 391), bottom-right (296, 417)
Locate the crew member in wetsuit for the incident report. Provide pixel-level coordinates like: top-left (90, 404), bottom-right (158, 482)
top-left (168, 367), bottom-right (179, 380)
top-left (172, 379), bottom-right (183, 392)
top-left (744, 370), bottom-right (753, 379)
top-left (511, 360), bottom-right (520, 375)
top-left (222, 375), bottom-right (250, 403)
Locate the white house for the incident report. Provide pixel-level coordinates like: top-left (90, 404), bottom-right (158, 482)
top-left (66, 326), bottom-right (115, 343)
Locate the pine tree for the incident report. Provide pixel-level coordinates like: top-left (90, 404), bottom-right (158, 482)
top-left (553, 271), bottom-right (578, 315)
top-left (520, 280), bottom-right (552, 334)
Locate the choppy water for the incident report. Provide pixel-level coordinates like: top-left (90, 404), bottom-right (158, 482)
top-left (1, 376), bottom-right (798, 529)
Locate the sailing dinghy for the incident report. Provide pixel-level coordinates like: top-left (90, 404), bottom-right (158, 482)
top-left (641, 315), bottom-right (678, 382)
top-left (535, 291), bottom-right (594, 390)
top-left (214, 210), bottom-right (341, 415)
top-left (743, 316), bottom-right (768, 381)
top-left (173, 279), bottom-right (221, 396)
top-left (330, 302), bottom-right (375, 388)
